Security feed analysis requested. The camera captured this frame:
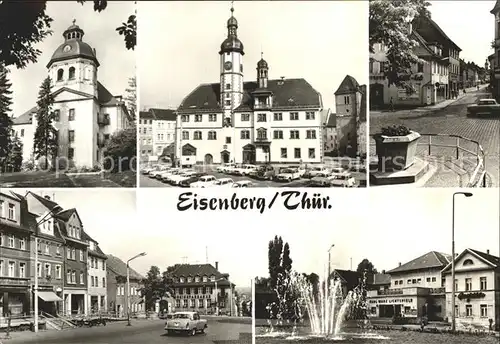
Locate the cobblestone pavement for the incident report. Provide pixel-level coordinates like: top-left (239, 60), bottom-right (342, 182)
top-left (370, 89), bottom-right (499, 187)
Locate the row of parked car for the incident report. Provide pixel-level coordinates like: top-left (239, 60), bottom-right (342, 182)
top-left (140, 165), bottom-right (254, 188)
top-left (216, 163), bottom-right (357, 187)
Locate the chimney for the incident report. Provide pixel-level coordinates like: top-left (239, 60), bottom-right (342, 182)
top-left (215, 261), bottom-right (219, 271)
top-left (44, 195), bottom-right (51, 200)
top-left (398, 262), bottom-right (401, 267)
top-left (487, 249), bottom-right (490, 255)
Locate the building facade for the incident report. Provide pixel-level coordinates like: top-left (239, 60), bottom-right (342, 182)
top-left (106, 255), bottom-right (144, 317)
top-left (322, 109), bottom-right (337, 156)
top-left (12, 22), bottom-right (132, 168)
top-left (170, 262), bottom-right (236, 316)
top-left (150, 108), bottom-right (176, 157)
top-left (139, 111), bottom-right (154, 163)
top-left (491, 1), bottom-right (500, 101)
top-left (175, 6), bottom-right (323, 165)
top-left (442, 249), bottom-right (500, 329)
top-left (366, 251), bottom-right (450, 322)
top-left (86, 238), bottom-right (107, 314)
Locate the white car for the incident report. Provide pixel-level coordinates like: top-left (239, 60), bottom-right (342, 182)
top-left (141, 165), bottom-right (157, 175)
top-left (190, 175), bottom-right (217, 188)
top-left (330, 172), bottom-right (356, 187)
top-left (276, 168), bottom-right (302, 182)
top-left (306, 165), bottom-right (330, 178)
top-left (159, 168), bottom-right (182, 182)
top-left (232, 180), bottom-right (254, 188)
top-left (216, 163), bottom-right (236, 173)
top-left (169, 171), bottom-right (197, 185)
top-left (234, 164), bottom-right (258, 176)
top-left (149, 166), bottom-right (170, 179)
top-left (310, 172), bottom-right (336, 187)
top-left (213, 178), bottom-right (234, 187)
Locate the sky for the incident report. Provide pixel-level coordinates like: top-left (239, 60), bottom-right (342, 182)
top-left (138, 1), bottom-right (368, 112)
top-left (8, 187), bottom-right (138, 270)
top-left (9, 1), bottom-right (135, 117)
top-left (428, 1), bottom-right (494, 66)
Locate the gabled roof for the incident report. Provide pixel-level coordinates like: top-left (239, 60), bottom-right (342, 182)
top-left (139, 111), bottom-right (154, 120)
top-left (413, 16), bottom-right (461, 52)
top-left (171, 263), bottom-right (224, 278)
top-left (28, 192), bottom-right (60, 211)
top-left (150, 108), bottom-right (176, 121)
top-left (55, 208), bottom-right (77, 221)
top-left (106, 254), bottom-right (144, 280)
top-left (388, 251), bottom-right (451, 274)
top-left (372, 273), bottom-right (391, 285)
top-left (491, 0), bottom-right (500, 14)
top-left (326, 111), bottom-right (336, 127)
top-left (442, 248), bottom-right (500, 274)
top-left (334, 75), bottom-right (360, 95)
top-left (330, 269), bottom-right (361, 290)
top-left (178, 78), bottom-right (321, 112)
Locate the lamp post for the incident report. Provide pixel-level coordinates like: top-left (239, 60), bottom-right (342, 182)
top-left (33, 205), bottom-right (63, 333)
top-left (126, 252), bottom-right (146, 327)
top-left (451, 191), bottom-right (473, 332)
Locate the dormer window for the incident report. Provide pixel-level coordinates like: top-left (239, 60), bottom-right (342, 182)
top-left (210, 275), bottom-right (215, 282)
top-left (195, 276), bottom-right (200, 282)
top-left (463, 259), bottom-right (474, 266)
top-left (179, 277), bottom-right (185, 283)
top-left (202, 276), bottom-right (208, 282)
top-left (187, 277), bottom-right (192, 283)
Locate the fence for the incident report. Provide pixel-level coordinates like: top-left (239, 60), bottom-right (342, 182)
top-left (369, 133), bottom-right (487, 187)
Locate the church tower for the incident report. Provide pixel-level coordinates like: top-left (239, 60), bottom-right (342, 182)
top-left (219, 3), bottom-right (244, 120)
top-left (46, 20), bottom-right (99, 97)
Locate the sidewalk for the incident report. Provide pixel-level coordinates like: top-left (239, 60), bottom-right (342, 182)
top-left (371, 85), bottom-right (487, 116)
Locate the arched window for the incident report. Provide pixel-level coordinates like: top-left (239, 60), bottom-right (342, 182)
top-left (57, 69), bottom-right (64, 81)
top-left (68, 67), bottom-right (75, 80)
top-left (463, 259), bottom-right (474, 266)
top-left (194, 131), bottom-right (202, 140)
top-left (208, 131), bottom-right (217, 140)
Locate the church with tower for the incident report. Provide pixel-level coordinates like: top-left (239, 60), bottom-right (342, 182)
top-left (12, 21), bottom-right (133, 168)
top-left (175, 5), bottom-right (323, 165)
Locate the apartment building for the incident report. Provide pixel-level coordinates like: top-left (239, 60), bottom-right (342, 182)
top-left (86, 237), bottom-right (107, 314)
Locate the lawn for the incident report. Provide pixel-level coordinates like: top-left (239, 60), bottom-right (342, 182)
top-left (0, 171), bottom-right (75, 187)
top-left (104, 170), bottom-right (137, 187)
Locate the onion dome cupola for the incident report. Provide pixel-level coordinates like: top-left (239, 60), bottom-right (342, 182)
top-left (257, 52), bottom-right (269, 89)
top-left (47, 20), bottom-right (100, 68)
top-left (219, 4), bottom-right (244, 55)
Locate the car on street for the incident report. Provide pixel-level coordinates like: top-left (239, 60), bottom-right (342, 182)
top-left (159, 168), bottom-right (182, 182)
top-left (169, 171), bottom-right (197, 185)
top-left (330, 172), bottom-right (356, 187)
top-left (149, 166), bottom-right (171, 179)
top-left (190, 175), bottom-right (217, 188)
top-left (232, 180), bottom-right (254, 187)
top-left (213, 177), bottom-right (234, 187)
top-left (249, 164), bottom-right (276, 180)
top-left (467, 98), bottom-right (500, 117)
top-left (233, 164), bottom-right (258, 176)
top-left (179, 173), bottom-right (207, 187)
top-left (276, 167), bottom-right (302, 182)
top-left (164, 311), bottom-right (207, 336)
top-left (310, 172), bottom-right (336, 187)
top-left (216, 163), bottom-right (236, 173)
top-left (303, 165), bottom-right (330, 178)
top-left (141, 165), bottom-right (158, 175)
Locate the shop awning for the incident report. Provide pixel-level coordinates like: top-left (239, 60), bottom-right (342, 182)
top-left (38, 291), bottom-right (62, 302)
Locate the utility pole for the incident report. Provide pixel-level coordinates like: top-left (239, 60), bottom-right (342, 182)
top-left (34, 237), bottom-right (39, 333)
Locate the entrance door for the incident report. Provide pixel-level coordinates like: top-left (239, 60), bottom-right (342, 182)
top-left (370, 83), bottom-right (384, 109)
top-left (394, 304), bottom-right (402, 316)
top-left (221, 151), bottom-right (230, 164)
top-left (204, 154), bottom-right (213, 165)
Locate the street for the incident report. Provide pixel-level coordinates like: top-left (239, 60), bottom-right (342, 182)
top-left (3, 317), bottom-right (251, 344)
top-left (370, 89), bottom-right (500, 187)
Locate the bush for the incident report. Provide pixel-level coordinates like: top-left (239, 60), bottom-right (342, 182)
top-left (104, 127), bottom-right (136, 173)
top-left (379, 125), bottom-right (412, 137)
top-left (21, 161), bottom-right (34, 171)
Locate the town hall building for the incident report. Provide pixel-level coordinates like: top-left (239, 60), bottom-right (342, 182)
top-left (12, 21), bottom-right (133, 168)
top-left (175, 6), bottom-right (323, 165)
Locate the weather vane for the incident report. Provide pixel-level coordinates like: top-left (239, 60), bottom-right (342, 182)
top-left (231, 0), bottom-right (234, 13)
top-left (72, 19), bottom-right (76, 25)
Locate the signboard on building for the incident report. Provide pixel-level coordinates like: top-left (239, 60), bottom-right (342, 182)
top-left (369, 297), bottom-right (414, 304)
top-left (397, 83), bottom-right (420, 100)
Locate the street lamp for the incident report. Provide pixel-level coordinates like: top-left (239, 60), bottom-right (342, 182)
top-left (451, 191), bottom-right (473, 332)
top-left (33, 205), bottom-right (63, 333)
top-left (126, 252), bottom-right (147, 327)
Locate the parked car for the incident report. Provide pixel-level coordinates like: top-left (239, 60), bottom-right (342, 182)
top-left (141, 165), bottom-right (158, 175)
top-left (310, 172), bottom-right (336, 187)
top-left (276, 167), bottom-right (302, 182)
top-left (467, 98), bottom-right (500, 117)
top-left (232, 180), bottom-right (254, 188)
top-left (330, 172), bottom-right (356, 187)
top-left (216, 163), bottom-right (236, 173)
top-left (190, 175), bottom-right (217, 188)
top-left (179, 173), bottom-right (207, 187)
top-left (170, 171), bottom-right (197, 186)
top-left (233, 164), bottom-right (258, 176)
top-left (225, 164), bottom-right (240, 175)
top-left (303, 165), bottom-right (330, 179)
top-left (164, 311), bottom-right (207, 336)
top-left (213, 177), bottom-right (234, 187)
top-left (149, 166), bottom-right (170, 179)
top-left (159, 168), bottom-right (182, 182)
top-left (250, 164), bottom-right (276, 180)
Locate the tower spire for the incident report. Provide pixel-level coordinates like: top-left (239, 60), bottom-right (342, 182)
top-left (231, 0), bottom-right (234, 14)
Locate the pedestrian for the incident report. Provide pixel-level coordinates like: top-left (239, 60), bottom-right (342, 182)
top-left (389, 97), bottom-right (394, 112)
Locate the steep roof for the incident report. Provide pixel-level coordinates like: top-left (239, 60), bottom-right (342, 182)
top-left (413, 16), bottom-right (461, 52)
top-left (106, 254), bottom-right (144, 280)
top-left (170, 263), bottom-right (233, 287)
top-left (388, 251), bottom-right (451, 274)
top-left (326, 112), bottom-right (336, 127)
top-left (150, 108), bottom-right (176, 121)
top-left (334, 75), bottom-right (360, 95)
top-left (55, 208), bottom-right (76, 221)
top-left (178, 78), bottom-right (321, 112)
top-left (331, 269), bottom-right (361, 290)
top-left (28, 192), bottom-right (60, 211)
top-left (372, 273), bottom-right (391, 285)
top-left (491, 0), bottom-right (500, 14)
top-left (442, 249), bottom-right (500, 273)
top-left (139, 111), bottom-right (154, 120)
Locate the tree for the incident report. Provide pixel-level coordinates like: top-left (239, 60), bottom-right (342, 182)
top-left (0, 0), bottom-right (135, 69)
top-left (141, 266), bottom-right (163, 311)
top-left (103, 127), bottom-right (136, 172)
top-left (33, 76), bottom-right (58, 167)
top-left (0, 64), bottom-right (13, 171)
top-left (369, 0), bottom-right (431, 86)
top-left (356, 259), bottom-right (378, 275)
top-left (268, 236), bottom-right (284, 291)
top-left (5, 133), bottom-right (23, 173)
top-left (124, 76), bottom-right (137, 122)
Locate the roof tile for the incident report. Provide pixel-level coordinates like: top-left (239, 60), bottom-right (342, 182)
top-left (388, 251), bottom-right (451, 274)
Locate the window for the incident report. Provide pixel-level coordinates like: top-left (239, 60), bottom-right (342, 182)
top-left (344, 96), bottom-right (350, 104)
top-left (305, 112), bottom-right (315, 120)
top-left (69, 130), bottom-right (75, 142)
top-left (290, 130), bottom-right (300, 139)
top-left (202, 276), bottom-right (208, 282)
top-left (68, 67), bottom-right (75, 80)
top-left (480, 304), bottom-right (488, 317)
top-left (187, 277), bottom-right (192, 283)
top-left (225, 100), bottom-right (231, 106)
top-left (208, 114), bottom-right (217, 122)
top-left (240, 130), bottom-right (250, 139)
top-left (7, 204), bottom-right (14, 220)
top-left (225, 137), bottom-right (231, 144)
top-left (79, 250), bottom-right (83, 261)
top-left (225, 83), bottom-right (230, 90)
top-left (68, 148), bottom-right (74, 160)
top-left (294, 148), bottom-right (301, 159)
top-left (181, 115), bottom-right (189, 122)
top-left (55, 265), bottom-right (61, 279)
top-left (274, 113), bottom-right (283, 121)
top-left (69, 109), bottom-right (75, 121)
top-left (426, 277), bottom-right (431, 282)
top-left (306, 130), bottom-right (316, 139)
top-left (182, 131), bottom-right (189, 140)
top-left (465, 278), bottom-right (472, 291)
top-left (0, 261), bottom-right (2, 277)
top-left (308, 148), bottom-right (315, 159)
top-left (480, 277), bottom-right (487, 290)
top-left (79, 272), bottom-right (84, 285)
top-left (72, 271), bottom-right (76, 283)
top-left (194, 131), bottom-right (202, 140)
top-left (431, 277), bottom-right (436, 282)
top-left (241, 113), bottom-right (250, 121)
top-left (44, 263), bottom-right (51, 277)
top-left (417, 63), bottom-right (424, 73)
top-left (37, 263), bottom-right (42, 278)
top-left (465, 304), bottom-right (472, 316)
top-left (44, 243), bottom-right (50, 255)
top-left (194, 115), bottom-right (202, 122)
top-left (208, 131), bottom-right (217, 140)
top-left (257, 128), bottom-right (267, 140)
top-left (102, 277), bottom-right (105, 287)
top-left (257, 113), bottom-right (266, 122)
top-left (57, 69), bottom-right (64, 81)
top-left (19, 238), bottom-right (25, 250)
top-left (273, 130), bottom-right (283, 139)
top-left (463, 259), bottom-right (474, 266)
top-left (19, 262), bottom-right (26, 278)
top-left (20, 129), bottom-right (24, 137)
top-left (7, 235), bottom-right (14, 248)
top-left (290, 112), bottom-right (298, 120)
top-left (8, 261), bottom-right (15, 277)
top-left (54, 109), bottom-right (60, 121)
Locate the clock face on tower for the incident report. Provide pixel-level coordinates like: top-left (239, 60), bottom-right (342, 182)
top-left (224, 61), bottom-right (233, 71)
top-left (63, 45), bottom-right (72, 53)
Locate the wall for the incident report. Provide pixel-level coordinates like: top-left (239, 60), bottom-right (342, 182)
top-left (390, 269), bottom-right (444, 289)
top-left (152, 120), bottom-right (175, 156)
